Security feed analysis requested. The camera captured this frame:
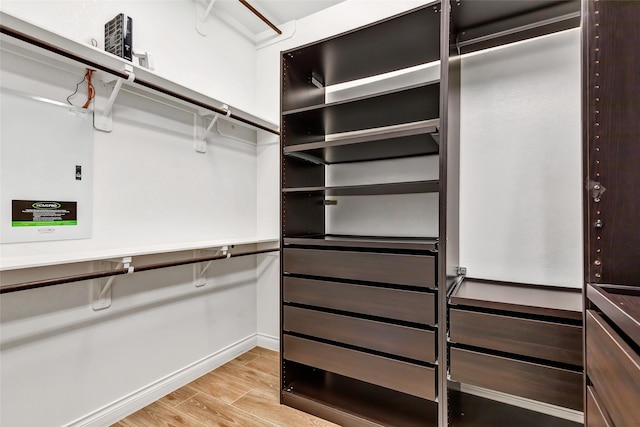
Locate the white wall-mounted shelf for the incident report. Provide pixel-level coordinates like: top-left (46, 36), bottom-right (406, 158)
top-left (0, 11), bottom-right (279, 136)
top-left (0, 236), bottom-right (279, 271)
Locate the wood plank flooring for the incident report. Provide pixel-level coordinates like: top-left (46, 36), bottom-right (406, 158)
top-left (112, 347), bottom-right (338, 427)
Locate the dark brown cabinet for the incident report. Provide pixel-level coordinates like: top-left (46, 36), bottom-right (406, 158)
top-left (583, 1), bottom-right (640, 426)
top-left (279, 4), bottom-right (444, 425)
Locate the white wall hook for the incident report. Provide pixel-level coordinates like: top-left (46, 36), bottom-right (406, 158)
top-left (94, 65), bottom-right (135, 132)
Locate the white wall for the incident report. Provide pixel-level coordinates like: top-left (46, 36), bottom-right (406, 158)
top-left (459, 29), bottom-right (582, 287)
top-left (0, 1), bottom-right (266, 426)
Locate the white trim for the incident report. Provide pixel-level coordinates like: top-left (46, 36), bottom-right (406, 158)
top-left (459, 384), bottom-right (584, 424)
top-left (256, 333), bottom-right (279, 351)
top-left (64, 334), bottom-right (258, 427)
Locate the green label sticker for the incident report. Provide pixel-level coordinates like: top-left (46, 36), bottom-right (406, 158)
top-left (12, 200), bottom-right (77, 227)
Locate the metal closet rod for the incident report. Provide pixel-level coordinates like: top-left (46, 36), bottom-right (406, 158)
top-left (0, 247), bottom-right (279, 295)
top-left (238, 0), bottom-right (282, 35)
top-left (0, 26), bottom-right (280, 136)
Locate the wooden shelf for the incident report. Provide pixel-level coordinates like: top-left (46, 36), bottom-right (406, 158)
top-left (281, 4), bottom-right (441, 88)
top-left (452, 1), bottom-right (580, 54)
top-left (282, 82), bottom-right (440, 136)
top-left (282, 180), bottom-right (439, 196)
top-left (282, 371), bottom-right (437, 427)
top-left (587, 284), bottom-right (640, 346)
top-left (450, 278), bottom-right (582, 321)
top-left (284, 120), bottom-right (439, 164)
top-left (284, 234), bottom-right (438, 251)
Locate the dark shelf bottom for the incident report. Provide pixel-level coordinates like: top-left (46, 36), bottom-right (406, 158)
top-left (283, 370), bottom-right (437, 427)
top-left (449, 390), bottom-right (581, 427)
top-left (284, 234), bottom-right (438, 251)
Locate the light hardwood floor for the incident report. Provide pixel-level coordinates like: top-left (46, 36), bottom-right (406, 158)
top-left (113, 347), bottom-right (338, 427)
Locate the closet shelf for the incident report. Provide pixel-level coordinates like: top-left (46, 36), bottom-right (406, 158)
top-left (282, 180), bottom-right (439, 196)
top-left (284, 119), bottom-right (439, 164)
top-left (282, 372), bottom-right (437, 427)
top-left (587, 284), bottom-right (640, 345)
top-left (282, 82), bottom-right (440, 136)
top-left (284, 234), bottom-right (438, 251)
top-left (282, 4), bottom-right (441, 87)
top-left (450, 278), bottom-right (583, 321)
top-left (0, 11), bottom-right (279, 135)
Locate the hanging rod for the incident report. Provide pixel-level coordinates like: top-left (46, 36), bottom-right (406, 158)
top-left (0, 247), bottom-right (279, 295)
top-left (0, 24), bottom-right (280, 136)
top-left (238, 0), bottom-right (282, 35)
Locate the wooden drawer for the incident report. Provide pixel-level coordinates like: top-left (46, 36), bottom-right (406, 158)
top-left (449, 309), bottom-right (582, 366)
top-left (449, 347), bottom-right (583, 411)
top-left (284, 276), bottom-right (435, 325)
top-left (587, 386), bottom-right (613, 427)
top-left (284, 335), bottom-right (435, 401)
top-left (283, 248), bottom-right (435, 288)
top-left (587, 310), bottom-right (640, 427)
top-left (284, 306), bottom-right (435, 363)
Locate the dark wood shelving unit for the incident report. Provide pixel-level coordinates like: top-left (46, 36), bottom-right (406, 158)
top-left (282, 180), bottom-right (439, 196)
top-left (280, 3), bottom-right (445, 426)
top-left (284, 119), bottom-right (439, 165)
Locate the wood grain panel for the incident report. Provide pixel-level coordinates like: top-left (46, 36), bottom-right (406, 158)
top-left (584, 0), bottom-right (640, 285)
top-left (586, 310), bottom-right (640, 427)
top-left (284, 335), bottom-right (435, 401)
top-left (449, 347), bottom-right (583, 411)
top-left (586, 386), bottom-right (613, 427)
top-left (284, 306), bottom-right (435, 362)
top-left (284, 276), bottom-right (435, 325)
top-left (450, 309), bottom-right (582, 366)
top-left (284, 248), bottom-right (435, 288)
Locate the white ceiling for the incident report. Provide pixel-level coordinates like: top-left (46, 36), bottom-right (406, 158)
top-left (211, 0), bottom-right (347, 35)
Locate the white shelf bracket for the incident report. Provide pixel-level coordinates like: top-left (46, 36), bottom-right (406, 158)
top-left (94, 65), bottom-right (135, 132)
top-left (92, 256), bottom-right (134, 310)
top-left (193, 245), bottom-right (229, 287)
top-left (194, 104), bottom-right (230, 153)
top-left (196, 0), bottom-right (217, 36)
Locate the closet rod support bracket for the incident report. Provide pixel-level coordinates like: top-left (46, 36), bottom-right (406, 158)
top-left (92, 256), bottom-right (134, 310)
top-left (196, 0), bottom-right (217, 36)
top-left (94, 65), bottom-right (135, 132)
top-left (193, 246), bottom-right (230, 287)
top-left (194, 104), bottom-right (230, 153)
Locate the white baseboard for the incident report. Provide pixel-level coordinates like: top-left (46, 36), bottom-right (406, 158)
top-left (458, 384), bottom-right (584, 423)
top-left (256, 333), bottom-right (279, 351)
top-left (65, 334), bottom-right (258, 427)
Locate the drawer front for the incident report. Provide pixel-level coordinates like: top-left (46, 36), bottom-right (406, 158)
top-left (450, 347), bottom-right (583, 411)
top-left (587, 386), bottom-right (613, 427)
top-left (284, 306), bottom-right (435, 363)
top-left (284, 335), bottom-right (435, 401)
top-left (587, 310), bottom-right (640, 427)
top-left (283, 276), bottom-right (435, 325)
top-left (284, 248), bottom-right (435, 288)
top-left (450, 309), bottom-right (582, 366)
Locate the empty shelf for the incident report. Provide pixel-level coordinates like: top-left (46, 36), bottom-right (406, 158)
top-left (282, 82), bottom-right (440, 136)
top-left (284, 234), bottom-right (438, 251)
top-left (284, 120), bottom-right (439, 164)
top-left (282, 180), bottom-right (439, 196)
top-left (450, 278), bottom-right (583, 320)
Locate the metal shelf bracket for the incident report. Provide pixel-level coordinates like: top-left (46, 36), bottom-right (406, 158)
top-left (194, 104), bottom-right (231, 152)
top-left (94, 65), bottom-right (135, 132)
top-left (193, 246), bottom-right (230, 287)
top-left (196, 0), bottom-right (217, 36)
top-left (92, 256), bottom-right (134, 310)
